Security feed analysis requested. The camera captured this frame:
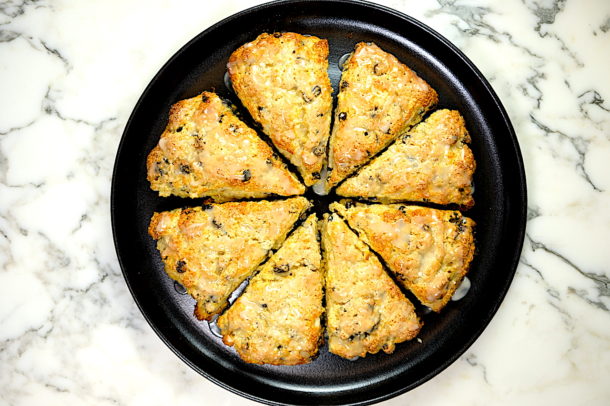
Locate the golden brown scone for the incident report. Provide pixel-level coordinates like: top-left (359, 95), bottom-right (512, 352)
top-left (325, 42), bottom-right (438, 190)
top-left (217, 214), bottom-right (324, 365)
top-left (148, 197), bottom-right (311, 320)
top-left (337, 110), bottom-right (475, 208)
top-left (228, 32), bottom-right (333, 186)
top-left (321, 213), bottom-right (422, 359)
top-left (331, 202), bottom-right (475, 312)
top-left (147, 91), bottom-right (305, 201)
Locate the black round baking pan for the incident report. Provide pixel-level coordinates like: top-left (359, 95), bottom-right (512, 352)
top-left (111, 1), bottom-right (526, 404)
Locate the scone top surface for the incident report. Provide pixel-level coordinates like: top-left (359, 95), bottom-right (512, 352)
top-left (218, 214), bottom-right (324, 365)
top-left (331, 201), bottom-right (475, 312)
top-left (322, 212), bottom-right (422, 359)
top-left (147, 91), bottom-right (305, 201)
top-left (148, 197), bottom-right (311, 321)
top-left (337, 109), bottom-right (475, 208)
top-left (228, 32), bottom-right (333, 186)
top-left (325, 42), bottom-right (438, 190)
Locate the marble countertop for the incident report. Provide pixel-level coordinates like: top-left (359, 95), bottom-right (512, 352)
top-left (1, 0), bottom-right (609, 405)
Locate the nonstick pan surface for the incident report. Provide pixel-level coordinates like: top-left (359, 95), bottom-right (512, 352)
top-left (111, 1), bottom-right (527, 404)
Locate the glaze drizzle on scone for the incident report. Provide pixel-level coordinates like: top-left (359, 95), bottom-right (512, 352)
top-left (331, 202), bottom-right (475, 312)
top-left (337, 110), bottom-right (475, 208)
top-left (325, 42), bottom-right (438, 190)
top-left (322, 213), bottom-right (422, 359)
top-left (228, 32), bottom-right (333, 186)
top-left (147, 91), bottom-right (305, 201)
top-left (148, 197), bottom-right (311, 320)
top-left (218, 214), bottom-right (324, 365)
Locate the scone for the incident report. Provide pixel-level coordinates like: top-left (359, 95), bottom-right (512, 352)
top-left (325, 42), bottom-right (438, 190)
top-left (331, 202), bottom-right (475, 312)
top-left (321, 213), bottom-right (422, 359)
top-left (218, 214), bottom-right (324, 365)
top-left (147, 91), bottom-right (305, 201)
top-left (148, 197), bottom-right (311, 320)
top-left (337, 110), bottom-right (475, 208)
top-left (228, 32), bottom-right (333, 186)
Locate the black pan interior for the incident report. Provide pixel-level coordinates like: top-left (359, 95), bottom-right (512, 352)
top-left (111, 1), bottom-right (526, 405)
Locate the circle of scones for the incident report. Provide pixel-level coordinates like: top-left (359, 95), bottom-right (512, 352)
top-left (146, 32), bottom-right (476, 365)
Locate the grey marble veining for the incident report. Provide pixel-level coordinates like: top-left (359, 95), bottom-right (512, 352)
top-left (1, 0), bottom-right (609, 405)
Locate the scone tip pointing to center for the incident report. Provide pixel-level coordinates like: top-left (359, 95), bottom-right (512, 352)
top-left (336, 109), bottom-right (475, 208)
top-left (228, 32), bottom-right (333, 186)
top-left (148, 197), bottom-right (311, 321)
top-left (325, 41), bottom-right (438, 191)
top-left (218, 214), bottom-right (324, 365)
top-left (147, 91), bottom-right (305, 202)
top-left (331, 201), bottom-right (475, 312)
top-left (322, 212), bottom-right (422, 359)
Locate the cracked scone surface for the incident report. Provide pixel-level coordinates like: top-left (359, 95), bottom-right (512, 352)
top-left (325, 42), bottom-right (438, 190)
top-left (218, 214), bottom-right (324, 365)
top-left (148, 197), bottom-right (311, 320)
top-left (321, 213), bottom-right (422, 359)
top-left (337, 110), bottom-right (475, 208)
top-left (331, 202), bottom-right (475, 312)
top-left (147, 91), bottom-right (305, 201)
top-left (228, 32), bottom-right (333, 186)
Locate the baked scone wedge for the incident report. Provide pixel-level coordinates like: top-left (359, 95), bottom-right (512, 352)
top-left (148, 197), bottom-right (311, 320)
top-left (147, 91), bottom-right (305, 201)
top-left (325, 42), bottom-right (438, 190)
top-left (337, 110), bottom-right (475, 208)
top-left (322, 213), bottom-right (422, 359)
top-left (228, 32), bottom-right (333, 186)
top-left (331, 202), bottom-right (475, 312)
top-left (218, 214), bottom-right (324, 365)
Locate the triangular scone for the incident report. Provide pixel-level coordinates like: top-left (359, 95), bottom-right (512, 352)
top-left (321, 213), bottom-right (422, 359)
top-left (325, 42), bottom-right (438, 190)
top-left (337, 110), bottom-right (475, 208)
top-left (148, 197), bottom-right (311, 320)
top-left (331, 202), bottom-right (475, 312)
top-left (147, 91), bottom-right (305, 201)
top-left (218, 214), bottom-right (324, 365)
top-left (228, 32), bottom-right (333, 186)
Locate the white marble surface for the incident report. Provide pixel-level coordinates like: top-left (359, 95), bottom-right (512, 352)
top-left (1, 0), bottom-right (609, 405)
